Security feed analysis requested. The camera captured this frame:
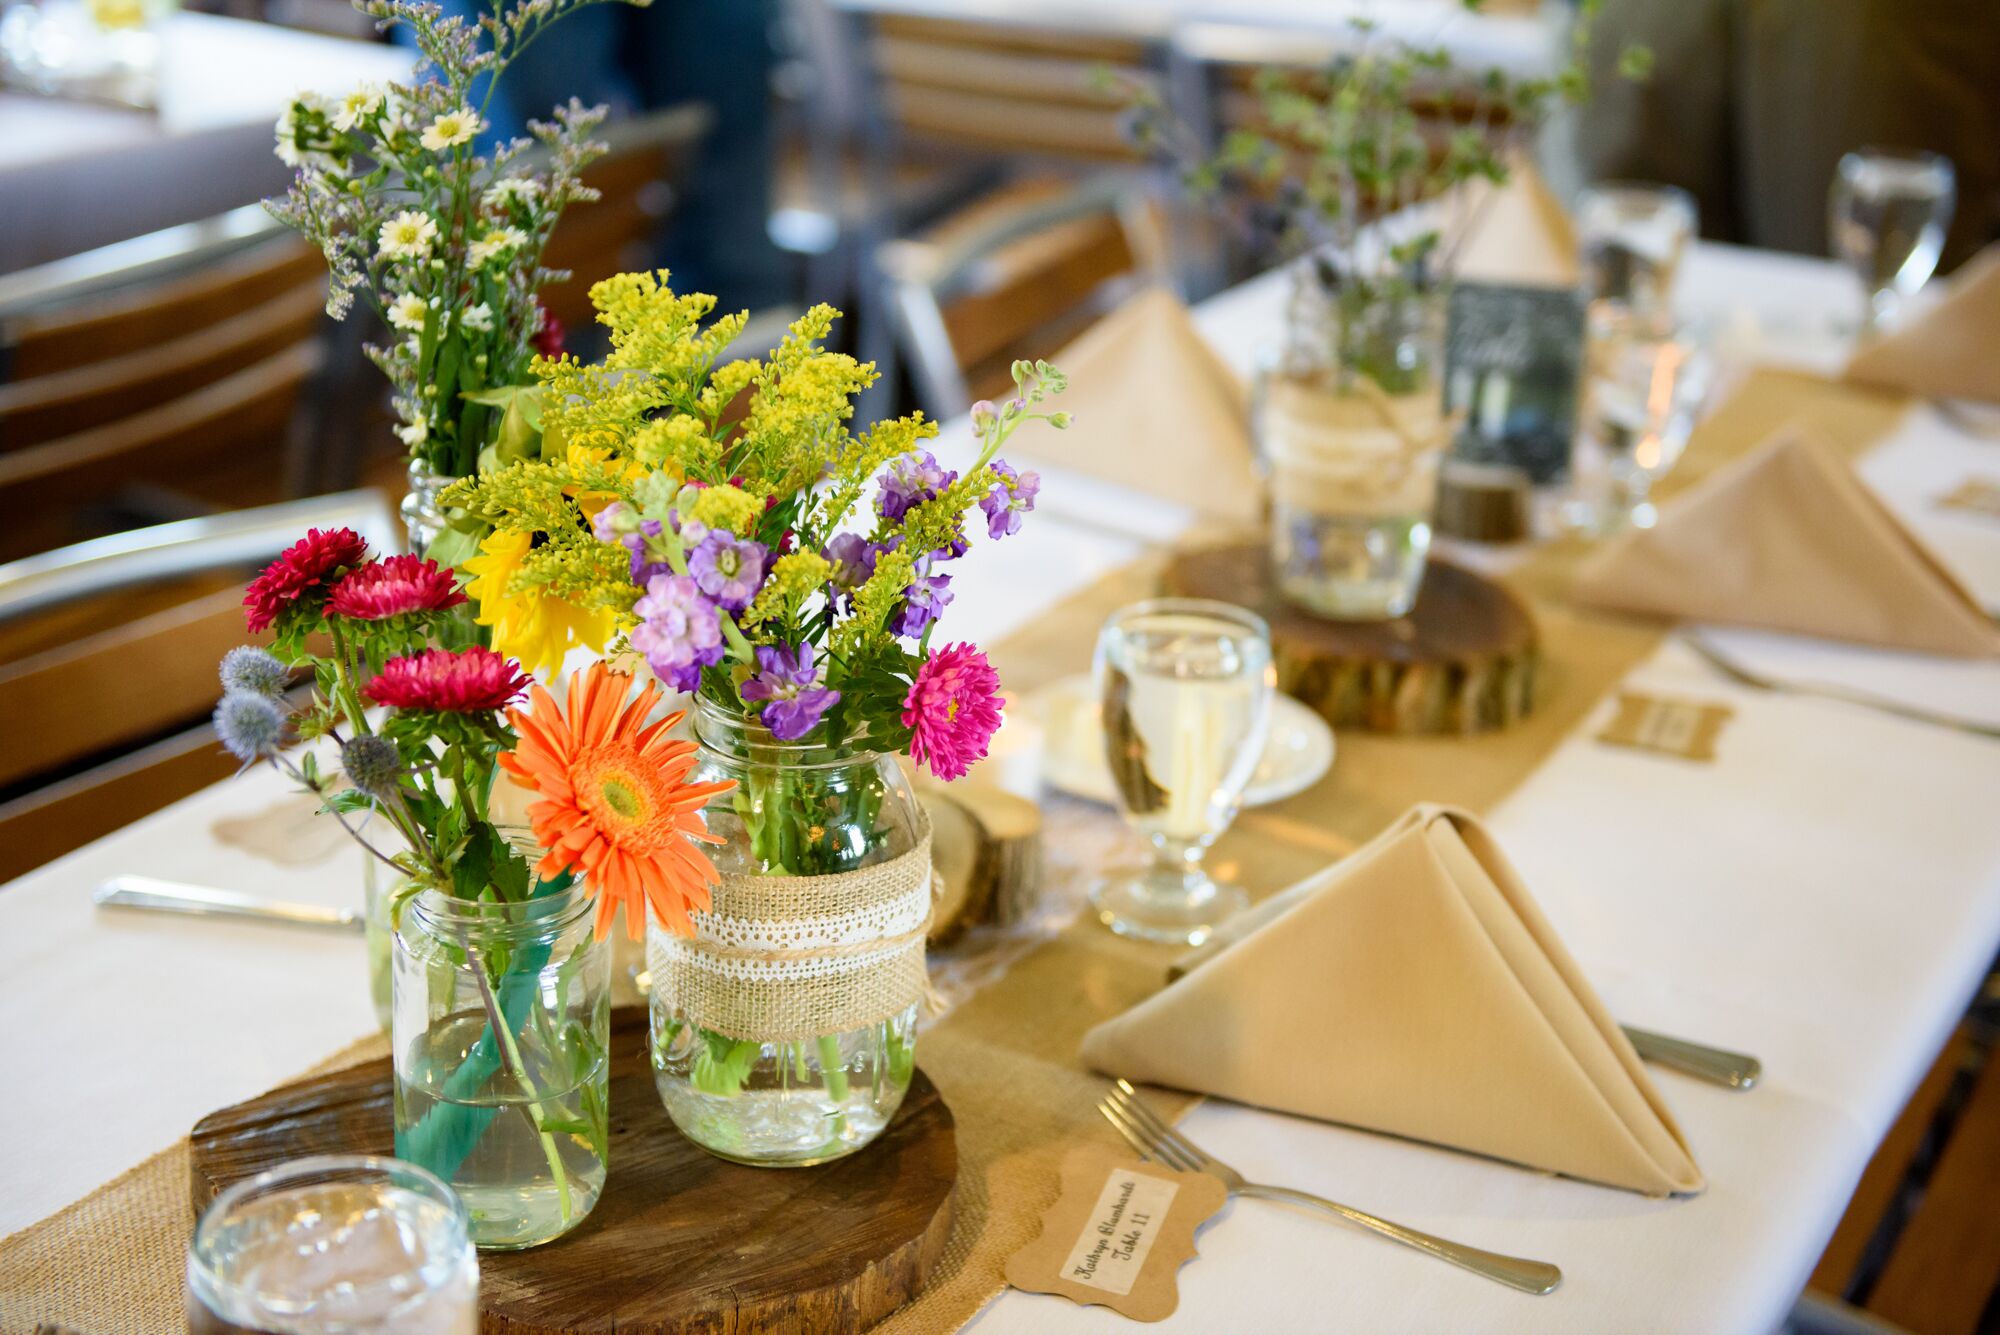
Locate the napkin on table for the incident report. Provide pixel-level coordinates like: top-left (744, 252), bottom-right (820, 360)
top-left (1572, 427), bottom-right (2000, 658)
top-left (1079, 804), bottom-right (1705, 1197)
top-left (1020, 286), bottom-right (1260, 522)
top-left (1455, 157), bottom-right (1581, 289)
top-left (1845, 244), bottom-right (2000, 404)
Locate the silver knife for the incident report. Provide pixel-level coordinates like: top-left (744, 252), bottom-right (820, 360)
top-left (1621, 1025), bottom-right (1761, 1090)
top-left (94, 876), bottom-right (363, 934)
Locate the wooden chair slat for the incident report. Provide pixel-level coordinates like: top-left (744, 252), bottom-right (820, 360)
top-left (0, 583), bottom-right (256, 790)
top-left (873, 14), bottom-right (1150, 65)
top-left (3, 237), bottom-right (323, 379)
top-left (0, 279), bottom-right (325, 449)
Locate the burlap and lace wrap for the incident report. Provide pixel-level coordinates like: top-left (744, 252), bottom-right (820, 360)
top-left (647, 820), bottom-right (934, 1043)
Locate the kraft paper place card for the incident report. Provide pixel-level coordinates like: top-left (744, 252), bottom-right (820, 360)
top-left (1005, 1145), bottom-right (1230, 1322)
top-left (1595, 692), bottom-right (1735, 762)
top-left (1936, 477), bottom-right (2000, 523)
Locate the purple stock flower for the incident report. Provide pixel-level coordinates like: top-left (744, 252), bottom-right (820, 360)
top-left (593, 503), bottom-right (674, 585)
top-left (688, 529), bottom-right (769, 612)
top-left (877, 450), bottom-right (956, 522)
top-left (978, 460), bottom-right (1040, 540)
top-left (824, 532), bottom-right (875, 590)
top-left (630, 573), bottom-right (724, 692)
top-left (740, 642), bottom-right (841, 740)
top-left (891, 558), bottom-right (953, 638)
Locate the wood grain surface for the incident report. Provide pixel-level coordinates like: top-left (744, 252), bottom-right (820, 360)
top-left (1163, 543), bottom-right (1540, 735)
top-left (189, 1008), bottom-right (959, 1334)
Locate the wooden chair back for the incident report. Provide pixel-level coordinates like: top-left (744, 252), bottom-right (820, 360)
top-left (0, 214), bottom-right (328, 561)
top-left (863, 15), bottom-right (1161, 166)
top-left (536, 104), bottom-right (713, 335)
top-left (0, 491), bottom-right (398, 881)
top-left (881, 174), bottom-right (1168, 416)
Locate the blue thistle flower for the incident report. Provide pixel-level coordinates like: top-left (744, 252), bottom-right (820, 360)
top-left (341, 734), bottom-right (404, 799)
top-left (214, 690), bottom-right (288, 763)
top-left (219, 645), bottom-right (290, 697)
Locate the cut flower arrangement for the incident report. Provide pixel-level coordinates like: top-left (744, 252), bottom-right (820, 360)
top-left (443, 271), bottom-right (1069, 1162)
top-left (213, 530), bottom-right (731, 1245)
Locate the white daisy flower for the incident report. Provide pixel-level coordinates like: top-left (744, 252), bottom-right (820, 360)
top-left (466, 227), bottom-right (528, 269)
top-left (420, 107), bottom-right (484, 153)
top-left (387, 292), bottom-right (429, 332)
top-left (460, 303), bottom-right (496, 333)
top-left (332, 84), bottom-right (384, 133)
top-left (377, 211), bottom-right (439, 262)
top-left (481, 177), bottom-right (543, 210)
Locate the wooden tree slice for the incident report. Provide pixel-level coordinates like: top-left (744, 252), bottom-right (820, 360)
top-left (921, 786), bottom-right (1043, 945)
top-left (1162, 543), bottom-right (1539, 735)
top-left (189, 1008), bottom-right (957, 1334)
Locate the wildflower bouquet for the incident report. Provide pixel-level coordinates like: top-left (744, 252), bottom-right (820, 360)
top-left (443, 272), bottom-right (1067, 1151)
top-left (212, 527), bottom-right (729, 1237)
top-left (266, 0), bottom-right (630, 480)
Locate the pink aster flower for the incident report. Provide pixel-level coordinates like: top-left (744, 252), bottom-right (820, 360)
top-left (364, 646), bottom-right (530, 714)
top-left (902, 642), bottom-right (1003, 781)
top-left (243, 527), bottom-right (369, 633)
top-left (326, 554), bottom-right (466, 621)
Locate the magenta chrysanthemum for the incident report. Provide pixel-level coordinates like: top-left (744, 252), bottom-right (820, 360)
top-left (243, 528), bottom-right (369, 633)
top-left (364, 646), bottom-right (530, 714)
top-left (326, 554), bottom-right (466, 621)
top-left (901, 642), bottom-right (1003, 781)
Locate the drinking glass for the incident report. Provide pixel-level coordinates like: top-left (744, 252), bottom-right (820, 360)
top-left (1090, 599), bottom-right (1275, 945)
top-left (1578, 182), bottom-right (1698, 332)
top-left (1829, 148), bottom-right (1955, 336)
top-left (1568, 324), bottom-right (1712, 533)
top-left (187, 1155), bottom-right (478, 1334)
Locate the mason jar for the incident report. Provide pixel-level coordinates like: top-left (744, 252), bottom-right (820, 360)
top-left (393, 881), bottom-right (610, 1249)
top-left (648, 698), bottom-right (926, 1166)
top-left (1261, 257), bottom-right (1450, 620)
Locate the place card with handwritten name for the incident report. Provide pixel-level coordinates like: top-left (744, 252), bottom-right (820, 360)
top-left (1596, 691), bottom-right (1735, 762)
top-left (1005, 1144), bottom-right (1229, 1321)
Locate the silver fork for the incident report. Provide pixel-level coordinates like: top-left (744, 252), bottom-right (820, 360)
top-left (1682, 631), bottom-right (2000, 741)
top-left (1098, 1080), bottom-right (1562, 1295)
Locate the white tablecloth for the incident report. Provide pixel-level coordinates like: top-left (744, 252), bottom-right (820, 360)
top-left (5, 244), bottom-right (2000, 1335)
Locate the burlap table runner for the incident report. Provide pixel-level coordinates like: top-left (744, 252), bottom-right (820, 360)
top-left (0, 369), bottom-right (1913, 1334)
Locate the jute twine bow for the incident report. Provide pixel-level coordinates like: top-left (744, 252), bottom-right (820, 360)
top-left (648, 815), bottom-right (938, 1044)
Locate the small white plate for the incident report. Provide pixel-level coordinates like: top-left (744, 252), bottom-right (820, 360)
top-left (1026, 674), bottom-right (1336, 808)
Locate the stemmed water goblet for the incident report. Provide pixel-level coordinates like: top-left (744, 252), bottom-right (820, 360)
top-left (1089, 598), bottom-right (1275, 946)
top-left (1829, 148), bottom-right (1955, 338)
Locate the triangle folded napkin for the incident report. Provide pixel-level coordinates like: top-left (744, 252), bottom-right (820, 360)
top-left (1079, 805), bottom-right (1704, 1197)
top-left (1022, 285), bottom-right (1261, 522)
top-left (1455, 157), bottom-right (1581, 289)
top-left (1572, 428), bottom-right (2000, 658)
top-left (1845, 244), bottom-right (2000, 403)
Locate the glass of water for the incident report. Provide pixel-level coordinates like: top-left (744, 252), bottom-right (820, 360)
top-left (1578, 182), bottom-right (1698, 332)
top-left (1568, 325), bottom-right (1713, 533)
top-left (1091, 599), bottom-right (1275, 945)
top-left (1829, 148), bottom-right (1955, 336)
top-left (188, 1155), bottom-right (478, 1334)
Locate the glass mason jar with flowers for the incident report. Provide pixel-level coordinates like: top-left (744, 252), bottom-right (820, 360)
top-left (264, 0), bottom-right (626, 558)
top-left (448, 275), bottom-right (1066, 1164)
top-left (214, 529), bottom-right (725, 1243)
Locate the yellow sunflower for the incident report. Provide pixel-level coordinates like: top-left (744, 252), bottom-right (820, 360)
top-left (463, 529), bottom-right (621, 677)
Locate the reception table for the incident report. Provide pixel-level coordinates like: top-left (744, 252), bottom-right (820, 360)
top-left (4, 242), bottom-right (2000, 1333)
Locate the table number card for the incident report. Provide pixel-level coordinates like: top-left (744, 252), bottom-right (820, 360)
top-left (1444, 282), bottom-right (1588, 484)
top-left (1596, 692), bottom-right (1735, 762)
top-left (1005, 1145), bottom-right (1229, 1321)
top-left (1936, 477), bottom-right (2000, 522)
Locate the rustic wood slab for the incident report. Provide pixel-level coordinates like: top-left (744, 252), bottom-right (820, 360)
top-left (189, 1008), bottom-right (958, 1334)
top-left (1162, 543), bottom-right (1539, 735)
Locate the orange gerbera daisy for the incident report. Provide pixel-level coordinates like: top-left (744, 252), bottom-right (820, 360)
top-left (499, 663), bottom-right (734, 940)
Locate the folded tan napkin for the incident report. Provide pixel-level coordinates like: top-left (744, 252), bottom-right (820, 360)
top-left (1456, 157), bottom-right (1581, 289)
top-left (1573, 427), bottom-right (2000, 658)
top-left (1846, 244), bottom-right (2000, 403)
top-left (1022, 286), bottom-right (1260, 522)
top-left (1080, 805), bottom-right (1704, 1196)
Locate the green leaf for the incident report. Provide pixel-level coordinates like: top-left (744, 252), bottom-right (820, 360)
top-left (319, 788), bottom-right (377, 816)
top-left (691, 1030), bottom-right (761, 1098)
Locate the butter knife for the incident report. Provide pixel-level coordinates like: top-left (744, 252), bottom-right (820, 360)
top-left (94, 876), bottom-right (362, 933)
top-left (1621, 1025), bottom-right (1761, 1089)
